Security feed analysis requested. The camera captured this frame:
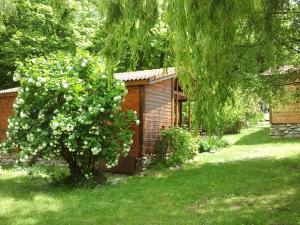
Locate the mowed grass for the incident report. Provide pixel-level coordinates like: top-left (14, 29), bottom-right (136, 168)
top-left (1, 127), bottom-right (300, 225)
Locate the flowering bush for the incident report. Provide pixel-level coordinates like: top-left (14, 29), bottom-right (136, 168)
top-left (0, 52), bottom-right (138, 181)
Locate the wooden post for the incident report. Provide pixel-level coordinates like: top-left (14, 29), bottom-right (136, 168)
top-left (171, 78), bottom-right (174, 127)
top-left (179, 101), bottom-right (183, 127)
top-left (188, 101), bottom-right (191, 129)
top-left (175, 79), bottom-right (179, 127)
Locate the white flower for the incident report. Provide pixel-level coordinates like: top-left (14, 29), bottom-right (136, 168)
top-left (38, 77), bottom-right (47, 83)
top-left (81, 59), bottom-right (88, 67)
top-left (28, 78), bottom-right (33, 83)
top-left (38, 113), bottom-right (45, 120)
top-left (103, 136), bottom-right (106, 139)
top-left (36, 82), bottom-right (41, 87)
top-left (25, 87), bottom-right (30, 92)
top-left (101, 74), bottom-right (106, 79)
top-left (113, 96), bottom-right (121, 102)
top-left (26, 134), bottom-right (34, 142)
top-left (136, 119), bottom-right (140, 126)
top-left (54, 109), bottom-right (59, 114)
top-left (17, 98), bottom-right (25, 105)
top-left (20, 111), bottom-right (28, 118)
top-left (88, 107), bottom-right (93, 112)
top-left (22, 124), bottom-right (29, 130)
top-left (100, 108), bottom-right (105, 112)
top-left (13, 73), bottom-right (21, 82)
top-left (91, 147), bottom-right (101, 155)
top-left (64, 95), bottom-right (73, 101)
top-left (62, 80), bottom-right (68, 88)
top-left (51, 121), bottom-right (59, 130)
top-left (31, 58), bottom-right (36, 63)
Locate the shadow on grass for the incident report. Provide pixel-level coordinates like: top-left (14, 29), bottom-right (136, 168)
top-left (1, 155), bottom-right (300, 225)
top-left (235, 128), bottom-right (300, 145)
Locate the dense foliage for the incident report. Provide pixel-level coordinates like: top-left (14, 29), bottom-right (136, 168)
top-left (159, 128), bottom-right (198, 166)
top-left (0, 0), bottom-right (100, 89)
top-left (0, 52), bottom-right (138, 181)
top-left (100, 0), bottom-right (300, 134)
top-left (1, 0), bottom-right (299, 134)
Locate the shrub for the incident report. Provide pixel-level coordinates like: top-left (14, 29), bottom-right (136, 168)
top-left (159, 128), bottom-right (197, 166)
top-left (221, 90), bottom-right (261, 134)
top-left (0, 52), bottom-right (138, 182)
top-left (198, 136), bottom-right (228, 153)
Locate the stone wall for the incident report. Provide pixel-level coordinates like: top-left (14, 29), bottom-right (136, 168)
top-left (270, 124), bottom-right (300, 138)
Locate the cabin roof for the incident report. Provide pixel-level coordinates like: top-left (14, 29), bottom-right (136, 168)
top-left (263, 65), bottom-right (300, 76)
top-left (0, 87), bottom-right (19, 95)
top-left (114, 67), bottom-right (175, 82)
top-left (0, 68), bottom-right (176, 95)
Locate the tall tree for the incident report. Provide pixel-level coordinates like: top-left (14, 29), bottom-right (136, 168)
top-left (100, 0), bottom-right (300, 133)
top-left (0, 0), bottom-right (99, 89)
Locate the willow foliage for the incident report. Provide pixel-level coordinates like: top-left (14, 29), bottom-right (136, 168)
top-left (100, 0), bottom-right (299, 134)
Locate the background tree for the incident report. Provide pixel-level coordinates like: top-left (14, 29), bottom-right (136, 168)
top-left (0, 0), bottom-right (100, 89)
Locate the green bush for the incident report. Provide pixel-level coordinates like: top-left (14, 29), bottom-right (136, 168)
top-left (0, 52), bottom-right (138, 182)
top-left (245, 111), bottom-right (265, 126)
top-left (198, 136), bottom-right (228, 153)
top-left (159, 128), bottom-right (197, 166)
top-left (221, 90), bottom-right (262, 134)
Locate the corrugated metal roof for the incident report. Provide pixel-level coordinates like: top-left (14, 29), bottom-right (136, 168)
top-left (0, 87), bottom-right (19, 94)
top-left (263, 65), bottom-right (300, 76)
top-left (114, 67), bottom-right (175, 81)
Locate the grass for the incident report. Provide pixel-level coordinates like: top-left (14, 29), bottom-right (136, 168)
top-left (1, 127), bottom-right (300, 225)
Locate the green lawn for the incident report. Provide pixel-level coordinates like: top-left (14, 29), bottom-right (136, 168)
top-left (1, 127), bottom-right (300, 225)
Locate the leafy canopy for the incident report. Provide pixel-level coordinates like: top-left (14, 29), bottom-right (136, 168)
top-left (0, 0), bottom-right (100, 89)
top-left (100, 0), bottom-right (300, 133)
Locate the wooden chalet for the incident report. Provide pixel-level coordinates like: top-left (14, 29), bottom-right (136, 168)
top-left (264, 65), bottom-right (300, 137)
top-left (0, 68), bottom-right (189, 173)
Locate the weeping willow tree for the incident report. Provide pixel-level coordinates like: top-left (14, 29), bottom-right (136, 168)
top-left (99, 0), bottom-right (299, 134)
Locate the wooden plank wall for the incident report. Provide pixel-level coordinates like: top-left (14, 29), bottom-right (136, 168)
top-left (0, 95), bottom-right (16, 142)
top-left (143, 79), bottom-right (172, 154)
top-left (271, 84), bottom-right (300, 124)
top-left (271, 102), bottom-right (300, 124)
top-left (100, 86), bottom-right (141, 174)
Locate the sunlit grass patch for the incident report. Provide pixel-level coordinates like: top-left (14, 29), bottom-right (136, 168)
top-left (1, 127), bottom-right (300, 225)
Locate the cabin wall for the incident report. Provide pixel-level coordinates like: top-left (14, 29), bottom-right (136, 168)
top-left (0, 94), bottom-right (16, 142)
top-left (100, 86), bottom-right (141, 174)
top-left (270, 83), bottom-right (300, 137)
top-left (143, 79), bottom-right (172, 154)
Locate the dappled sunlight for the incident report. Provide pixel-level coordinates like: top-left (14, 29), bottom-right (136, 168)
top-left (192, 127), bottom-right (300, 166)
top-left (0, 194), bottom-right (62, 225)
top-left (1, 126), bottom-right (300, 224)
top-left (230, 128), bottom-right (300, 146)
top-left (189, 189), bottom-right (296, 216)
